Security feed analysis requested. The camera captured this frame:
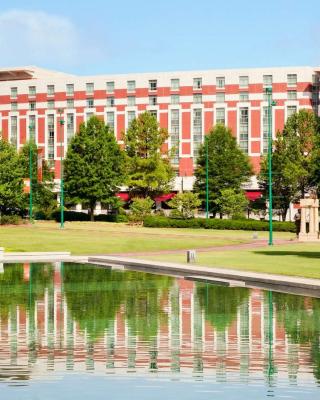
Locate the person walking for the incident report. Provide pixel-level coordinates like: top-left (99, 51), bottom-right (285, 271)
top-left (294, 209), bottom-right (301, 239)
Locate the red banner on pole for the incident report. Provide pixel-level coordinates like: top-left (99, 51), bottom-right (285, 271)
top-left (37, 148), bottom-right (44, 182)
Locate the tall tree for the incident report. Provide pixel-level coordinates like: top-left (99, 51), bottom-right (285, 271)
top-left (64, 116), bottom-right (125, 221)
top-left (194, 125), bottom-right (252, 216)
top-left (124, 112), bottom-right (174, 197)
top-left (0, 138), bottom-right (25, 215)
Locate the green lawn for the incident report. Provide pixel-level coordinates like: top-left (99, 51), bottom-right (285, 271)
top-left (141, 243), bottom-right (320, 279)
top-left (0, 221), bottom-right (293, 254)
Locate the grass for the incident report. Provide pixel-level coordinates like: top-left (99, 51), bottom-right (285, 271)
top-left (0, 220), bottom-right (293, 255)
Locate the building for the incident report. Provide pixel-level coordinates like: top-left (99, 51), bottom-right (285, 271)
top-left (0, 65), bottom-right (319, 196)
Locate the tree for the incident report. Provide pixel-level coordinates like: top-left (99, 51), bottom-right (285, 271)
top-left (214, 188), bottom-right (248, 219)
top-left (129, 197), bottom-right (154, 222)
top-left (168, 192), bottom-right (201, 219)
top-left (194, 125), bottom-right (252, 216)
top-left (0, 139), bottom-right (25, 215)
top-left (124, 112), bottom-right (174, 198)
top-left (64, 116), bottom-right (125, 221)
top-left (19, 142), bottom-right (56, 217)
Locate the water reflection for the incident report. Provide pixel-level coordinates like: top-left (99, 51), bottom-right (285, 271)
top-left (0, 262), bottom-right (319, 397)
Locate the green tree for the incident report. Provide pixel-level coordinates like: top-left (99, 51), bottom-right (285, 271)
top-left (0, 139), bottom-right (25, 215)
top-left (64, 116), bottom-right (125, 221)
top-left (19, 142), bottom-right (56, 217)
top-left (124, 112), bottom-right (174, 197)
top-left (194, 125), bottom-right (252, 216)
top-left (214, 188), bottom-right (248, 219)
top-left (129, 196), bottom-right (154, 222)
top-left (168, 192), bottom-right (201, 219)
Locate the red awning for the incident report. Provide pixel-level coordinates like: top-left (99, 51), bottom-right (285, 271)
top-left (245, 191), bottom-right (262, 201)
top-left (116, 193), bottom-right (130, 201)
top-left (155, 193), bottom-right (175, 202)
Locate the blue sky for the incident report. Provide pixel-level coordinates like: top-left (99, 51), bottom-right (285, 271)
top-left (0, 0), bottom-right (319, 75)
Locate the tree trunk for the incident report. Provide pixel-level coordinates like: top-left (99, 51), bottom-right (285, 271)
top-left (281, 208), bottom-right (288, 222)
top-left (89, 201), bottom-right (95, 222)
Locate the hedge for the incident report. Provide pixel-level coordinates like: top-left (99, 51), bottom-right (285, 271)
top-left (143, 216), bottom-right (295, 232)
top-left (52, 211), bottom-right (128, 223)
top-left (0, 215), bottom-right (24, 225)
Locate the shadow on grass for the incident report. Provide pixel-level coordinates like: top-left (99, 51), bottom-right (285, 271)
top-left (254, 251), bottom-right (320, 259)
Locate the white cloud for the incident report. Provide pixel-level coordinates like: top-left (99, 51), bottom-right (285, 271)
top-left (0, 9), bottom-right (83, 68)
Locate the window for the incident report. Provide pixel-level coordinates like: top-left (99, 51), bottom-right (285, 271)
top-left (127, 111), bottom-right (136, 126)
top-left (263, 75), bottom-right (273, 87)
top-left (216, 108), bottom-right (225, 125)
top-left (67, 99), bottom-right (74, 109)
top-left (47, 114), bottom-right (55, 165)
top-left (287, 105), bottom-right (297, 119)
top-left (149, 80), bottom-right (157, 91)
top-left (10, 116), bottom-right (18, 148)
top-left (149, 110), bottom-right (157, 119)
top-left (29, 115), bottom-right (36, 141)
top-left (193, 94), bottom-right (202, 104)
top-left (86, 83), bottom-right (94, 95)
top-left (47, 85), bottom-right (55, 96)
top-left (287, 90), bottom-right (297, 100)
top-left (171, 79), bottom-right (180, 91)
top-left (312, 74), bottom-right (320, 85)
top-left (106, 81), bottom-right (114, 93)
top-left (127, 80), bottom-right (136, 92)
top-left (106, 112), bottom-right (115, 130)
top-left (262, 107), bottom-right (269, 154)
top-left (193, 109), bottom-right (202, 158)
top-left (171, 109), bottom-right (180, 164)
top-left (29, 101), bottom-right (36, 111)
top-left (171, 94), bottom-right (180, 104)
top-left (239, 76), bottom-right (249, 88)
top-left (11, 102), bottom-right (18, 111)
top-left (287, 74), bottom-right (297, 86)
top-left (149, 95), bottom-right (157, 106)
top-left (239, 92), bottom-right (249, 102)
top-left (86, 112), bottom-right (94, 120)
top-left (239, 107), bottom-right (249, 153)
top-left (216, 92), bottom-right (225, 103)
top-left (106, 97), bottom-right (115, 107)
top-left (67, 113), bottom-right (74, 143)
top-left (47, 100), bottom-right (55, 109)
top-left (216, 77), bottom-right (225, 88)
top-left (66, 84), bottom-right (74, 96)
top-left (29, 86), bottom-right (36, 96)
top-left (193, 78), bottom-right (202, 90)
top-left (127, 96), bottom-right (136, 106)
top-left (86, 98), bottom-right (94, 108)
top-left (11, 87), bottom-right (18, 99)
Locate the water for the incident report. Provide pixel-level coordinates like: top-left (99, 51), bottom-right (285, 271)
top-left (0, 262), bottom-right (319, 399)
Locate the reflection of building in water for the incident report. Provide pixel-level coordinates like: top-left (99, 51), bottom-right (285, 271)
top-left (0, 263), bottom-right (316, 385)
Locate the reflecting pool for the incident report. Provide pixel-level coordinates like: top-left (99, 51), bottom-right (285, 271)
top-left (0, 262), bottom-right (319, 399)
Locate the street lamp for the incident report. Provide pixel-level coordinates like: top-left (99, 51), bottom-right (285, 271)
top-left (205, 135), bottom-right (209, 220)
top-left (265, 87), bottom-right (277, 246)
top-left (28, 124), bottom-right (35, 222)
top-left (58, 109), bottom-right (65, 229)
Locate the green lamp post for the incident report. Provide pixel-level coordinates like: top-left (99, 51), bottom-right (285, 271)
top-left (58, 109), bottom-right (65, 229)
top-left (28, 124), bottom-right (35, 222)
top-left (205, 135), bottom-right (209, 220)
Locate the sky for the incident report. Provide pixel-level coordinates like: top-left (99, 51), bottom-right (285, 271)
top-left (0, 0), bottom-right (319, 76)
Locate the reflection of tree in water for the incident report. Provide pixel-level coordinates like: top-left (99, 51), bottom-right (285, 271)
top-left (273, 292), bottom-right (320, 383)
top-left (196, 284), bottom-right (249, 331)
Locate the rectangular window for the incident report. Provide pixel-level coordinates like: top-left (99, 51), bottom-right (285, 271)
top-left (106, 81), bottom-right (115, 93)
top-left (86, 98), bottom-right (94, 108)
top-left (193, 94), bottom-right (202, 104)
top-left (149, 110), bottom-right (157, 119)
top-left (29, 86), bottom-right (36, 96)
top-left (47, 85), bottom-right (55, 96)
top-left (149, 80), bottom-right (157, 91)
top-left (86, 82), bottom-right (94, 95)
top-left (10, 87), bottom-right (18, 99)
top-left (127, 80), bottom-right (136, 92)
top-left (47, 114), bottom-right (55, 165)
top-left (239, 107), bottom-right (249, 153)
top-left (216, 77), bottom-right (225, 88)
top-left (127, 96), bottom-right (136, 106)
top-left (193, 77), bottom-right (202, 90)
top-left (171, 78), bottom-right (180, 91)
top-left (67, 99), bottom-right (74, 109)
top-left (86, 112), bottom-right (94, 120)
top-left (239, 76), bottom-right (249, 88)
top-left (149, 95), bottom-right (157, 106)
top-left (216, 108), bottom-right (225, 125)
top-left (193, 108), bottom-right (202, 158)
top-left (262, 106), bottom-right (269, 153)
top-left (10, 116), bottom-right (18, 148)
top-left (287, 74), bottom-right (297, 86)
top-left (171, 94), bottom-right (180, 104)
top-left (263, 75), bottom-right (273, 87)
top-left (47, 100), bottom-right (55, 109)
top-left (216, 92), bottom-right (225, 103)
top-left (287, 90), bottom-right (297, 100)
top-left (127, 110), bottom-right (136, 126)
top-left (66, 84), bottom-right (74, 96)
top-left (11, 102), bottom-right (18, 111)
top-left (29, 115), bottom-right (36, 141)
top-left (287, 105), bottom-right (297, 119)
top-left (67, 113), bottom-right (74, 143)
top-left (239, 92), bottom-right (249, 102)
top-left (106, 111), bottom-right (115, 130)
top-left (171, 109), bottom-right (180, 164)
top-left (29, 101), bottom-right (36, 111)
top-left (107, 97), bottom-right (115, 107)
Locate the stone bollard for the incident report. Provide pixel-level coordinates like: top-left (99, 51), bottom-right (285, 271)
top-left (252, 232), bottom-right (258, 240)
top-left (187, 250), bottom-right (196, 263)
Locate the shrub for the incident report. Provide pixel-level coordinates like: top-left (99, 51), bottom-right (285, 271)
top-left (52, 210), bottom-right (90, 222)
top-left (0, 215), bottom-right (23, 225)
top-left (129, 197), bottom-right (154, 222)
top-left (168, 192), bottom-right (201, 219)
top-left (95, 214), bottom-right (128, 223)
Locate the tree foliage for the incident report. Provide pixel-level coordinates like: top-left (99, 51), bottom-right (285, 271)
top-left (194, 125), bottom-right (252, 215)
top-left (124, 112), bottom-right (174, 198)
top-left (129, 196), bottom-right (154, 222)
top-left (64, 116), bottom-right (125, 221)
top-left (168, 192), bottom-right (201, 219)
top-left (214, 188), bottom-right (248, 219)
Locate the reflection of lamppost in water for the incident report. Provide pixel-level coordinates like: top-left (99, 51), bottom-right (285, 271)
top-left (266, 290), bottom-right (277, 393)
top-left (58, 109), bottom-right (65, 229)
